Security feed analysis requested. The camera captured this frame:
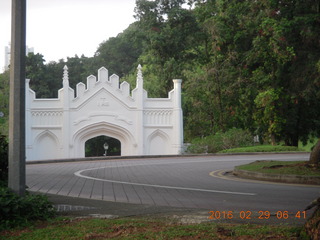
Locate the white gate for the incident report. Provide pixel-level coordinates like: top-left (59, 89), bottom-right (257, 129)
top-left (25, 65), bottom-right (183, 161)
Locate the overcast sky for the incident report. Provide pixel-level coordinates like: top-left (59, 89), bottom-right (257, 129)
top-left (0, 0), bottom-right (136, 72)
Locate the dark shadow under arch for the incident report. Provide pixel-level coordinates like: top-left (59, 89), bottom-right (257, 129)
top-left (85, 135), bottom-right (121, 157)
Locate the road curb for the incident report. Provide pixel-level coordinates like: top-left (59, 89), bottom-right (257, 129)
top-left (26, 152), bottom-right (310, 165)
top-left (233, 168), bottom-right (320, 185)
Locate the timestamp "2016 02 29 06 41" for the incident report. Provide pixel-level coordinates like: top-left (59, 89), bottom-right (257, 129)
top-left (208, 210), bottom-right (307, 220)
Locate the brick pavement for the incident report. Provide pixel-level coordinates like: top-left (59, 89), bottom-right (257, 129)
top-left (26, 154), bottom-right (317, 224)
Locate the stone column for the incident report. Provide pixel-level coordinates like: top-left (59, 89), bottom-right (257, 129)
top-left (25, 79), bottom-right (31, 161)
top-left (8, 0), bottom-right (27, 196)
top-left (135, 65), bottom-right (145, 155)
top-left (62, 66), bottom-right (70, 158)
top-left (173, 79), bottom-right (183, 154)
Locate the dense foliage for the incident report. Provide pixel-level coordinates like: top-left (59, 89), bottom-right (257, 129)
top-left (0, 136), bottom-right (55, 230)
top-left (0, 71), bottom-right (9, 136)
top-left (187, 128), bottom-right (253, 153)
top-left (0, 188), bottom-right (55, 231)
top-left (0, 0), bottom-right (319, 147)
top-left (0, 135), bottom-right (8, 187)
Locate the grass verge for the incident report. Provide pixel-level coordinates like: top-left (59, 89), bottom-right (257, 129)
top-left (219, 145), bottom-right (304, 153)
top-left (0, 217), bottom-right (307, 240)
top-left (235, 161), bottom-right (320, 176)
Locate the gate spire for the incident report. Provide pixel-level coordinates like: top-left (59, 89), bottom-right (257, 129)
top-left (136, 64), bottom-right (143, 89)
top-left (63, 65), bottom-right (69, 88)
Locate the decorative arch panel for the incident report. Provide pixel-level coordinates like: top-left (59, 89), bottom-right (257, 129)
top-left (32, 130), bottom-right (60, 160)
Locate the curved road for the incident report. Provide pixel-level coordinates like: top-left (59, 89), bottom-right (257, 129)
top-left (27, 153), bottom-right (319, 222)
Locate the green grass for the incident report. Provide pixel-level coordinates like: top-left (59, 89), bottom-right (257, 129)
top-left (219, 144), bottom-right (304, 153)
top-left (236, 160), bottom-right (320, 176)
top-left (0, 217), bottom-right (305, 240)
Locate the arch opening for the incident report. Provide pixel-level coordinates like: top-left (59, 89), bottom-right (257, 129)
top-left (85, 135), bottom-right (121, 157)
top-left (73, 121), bottom-right (136, 158)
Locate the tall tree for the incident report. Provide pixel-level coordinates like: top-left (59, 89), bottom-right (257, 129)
top-left (0, 70), bottom-right (10, 136)
top-left (26, 53), bottom-right (49, 98)
top-left (309, 138), bottom-right (320, 167)
top-left (247, 0), bottom-right (320, 145)
top-left (94, 22), bottom-right (145, 78)
top-left (135, 0), bottom-right (203, 97)
top-left (183, 0), bottom-right (320, 144)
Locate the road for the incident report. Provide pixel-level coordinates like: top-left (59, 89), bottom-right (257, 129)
top-left (27, 153), bottom-right (319, 223)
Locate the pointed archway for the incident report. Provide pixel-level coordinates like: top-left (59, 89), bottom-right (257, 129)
top-left (72, 121), bottom-right (137, 158)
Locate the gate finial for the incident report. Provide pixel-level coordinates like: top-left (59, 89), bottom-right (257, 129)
top-left (136, 64), bottom-right (143, 89)
top-left (63, 65), bottom-right (69, 87)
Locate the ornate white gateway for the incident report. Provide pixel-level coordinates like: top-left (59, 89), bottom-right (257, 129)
top-left (26, 65), bottom-right (183, 161)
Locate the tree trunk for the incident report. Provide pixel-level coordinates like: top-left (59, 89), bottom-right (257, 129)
top-left (270, 134), bottom-right (276, 146)
top-left (304, 199), bottom-right (320, 240)
top-left (309, 139), bottom-right (320, 167)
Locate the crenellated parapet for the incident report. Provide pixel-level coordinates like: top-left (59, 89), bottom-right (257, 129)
top-left (63, 66), bottom-right (132, 102)
top-left (25, 65), bottom-right (183, 161)
top-left (57, 65), bottom-right (149, 109)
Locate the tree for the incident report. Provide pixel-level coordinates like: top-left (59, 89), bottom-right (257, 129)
top-left (94, 22), bottom-right (145, 78)
top-left (304, 197), bottom-right (320, 239)
top-left (182, 0), bottom-right (320, 145)
top-left (26, 53), bottom-right (49, 98)
top-left (134, 0), bottom-right (203, 97)
top-left (247, 0), bottom-right (320, 145)
top-left (254, 88), bottom-right (286, 145)
top-left (309, 139), bottom-right (320, 167)
top-left (65, 55), bottom-right (95, 90)
top-left (44, 60), bottom-right (66, 98)
top-left (0, 70), bottom-right (10, 136)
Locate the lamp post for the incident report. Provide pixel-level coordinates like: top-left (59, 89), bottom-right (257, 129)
top-left (103, 142), bottom-right (109, 156)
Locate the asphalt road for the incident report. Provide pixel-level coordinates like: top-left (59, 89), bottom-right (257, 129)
top-left (26, 153), bottom-right (319, 224)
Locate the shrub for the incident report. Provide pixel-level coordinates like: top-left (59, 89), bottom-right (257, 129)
top-left (0, 135), bottom-right (8, 186)
top-left (221, 128), bottom-right (253, 149)
top-left (0, 137), bottom-right (56, 231)
top-left (187, 128), bottom-right (253, 154)
top-left (0, 187), bottom-right (56, 231)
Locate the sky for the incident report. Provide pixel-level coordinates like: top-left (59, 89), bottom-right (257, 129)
top-left (0, 0), bottom-right (137, 72)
